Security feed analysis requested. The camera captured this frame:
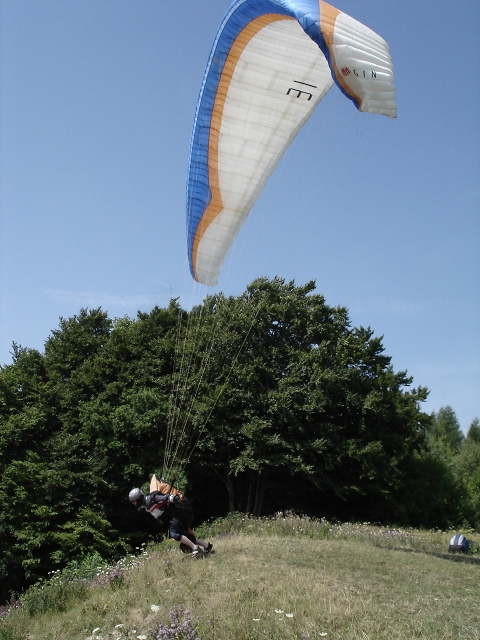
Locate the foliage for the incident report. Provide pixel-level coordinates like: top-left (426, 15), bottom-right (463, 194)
top-left (467, 417), bottom-right (480, 443)
top-left (428, 405), bottom-right (464, 451)
top-left (0, 305), bottom-right (179, 599)
top-left (50, 551), bottom-right (104, 583)
top-left (21, 579), bottom-right (87, 617)
top-left (0, 628), bottom-right (24, 640)
top-left (422, 407), bottom-right (480, 528)
top-left (178, 278), bottom-right (431, 524)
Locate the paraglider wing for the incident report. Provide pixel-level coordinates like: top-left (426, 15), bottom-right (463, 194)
top-left (186, 0), bottom-right (396, 286)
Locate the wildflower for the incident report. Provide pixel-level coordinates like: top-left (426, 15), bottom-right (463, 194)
top-left (115, 625), bottom-right (124, 629)
top-left (253, 618), bottom-right (260, 621)
top-left (319, 634), bottom-right (328, 637)
top-left (150, 605), bottom-right (200, 640)
top-left (286, 613), bottom-right (294, 618)
top-left (92, 629), bottom-right (100, 634)
top-left (137, 636), bottom-right (148, 639)
top-left (151, 604), bottom-right (161, 612)
top-left (275, 609), bottom-right (283, 613)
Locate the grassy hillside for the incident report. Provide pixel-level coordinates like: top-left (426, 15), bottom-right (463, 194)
top-left (1, 515), bottom-right (479, 640)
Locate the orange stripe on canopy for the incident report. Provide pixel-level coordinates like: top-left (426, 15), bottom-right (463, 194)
top-left (320, 1), bottom-right (362, 109)
top-left (192, 13), bottom-right (295, 282)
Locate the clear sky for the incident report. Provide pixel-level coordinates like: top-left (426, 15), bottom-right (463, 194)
top-left (1, 0), bottom-right (479, 430)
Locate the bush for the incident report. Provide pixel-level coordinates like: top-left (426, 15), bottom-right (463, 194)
top-left (52, 551), bottom-right (104, 584)
top-left (22, 581), bottom-right (76, 617)
top-left (0, 628), bottom-right (25, 640)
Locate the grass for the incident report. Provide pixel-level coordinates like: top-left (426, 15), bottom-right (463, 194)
top-left (1, 514), bottom-right (479, 640)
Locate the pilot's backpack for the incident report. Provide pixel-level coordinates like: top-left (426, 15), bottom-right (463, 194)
top-left (150, 474), bottom-right (184, 499)
top-left (448, 534), bottom-right (469, 554)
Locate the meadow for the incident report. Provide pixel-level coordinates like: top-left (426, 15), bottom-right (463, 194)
top-left (1, 514), bottom-right (479, 640)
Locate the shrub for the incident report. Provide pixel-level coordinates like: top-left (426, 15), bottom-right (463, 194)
top-left (21, 580), bottom-right (87, 617)
top-left (0, 628), bottom-right (25, 640)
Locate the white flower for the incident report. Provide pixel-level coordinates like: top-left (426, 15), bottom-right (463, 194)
top-left (151, 604), bottom-right (160, 612)
top-left (285, 613), bottom-right (294, 618)
top-left (275, 609), bottom-right (284, 613)
top-left (253, 618), bottom-right (260, 621)
top-left (137, 636), bottom-right (148, 639)
top-left (92, 629), bottom-right (100, 634)
top-left (115, 624), bottom-right (124, 628)
top-left (319, 634), bottom-right (328, 637)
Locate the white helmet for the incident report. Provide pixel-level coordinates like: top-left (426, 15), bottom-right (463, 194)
top-left (129, 488), bottom-right (144, 502)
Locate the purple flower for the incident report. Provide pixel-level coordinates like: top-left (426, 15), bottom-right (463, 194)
top-left (0, 597), bottom-right (22, 620)
top-left (149, 605), bottom-right (200, 640)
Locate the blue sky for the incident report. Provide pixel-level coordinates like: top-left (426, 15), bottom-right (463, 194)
top-left (1, 0), bottom-right (479, 430)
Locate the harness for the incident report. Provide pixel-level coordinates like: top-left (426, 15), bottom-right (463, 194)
top-left (145, 492), bottom-right (169, 519)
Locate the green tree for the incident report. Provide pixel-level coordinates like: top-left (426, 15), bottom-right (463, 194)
top-left (0, 301), bottom-right (189, 600)
top-left (429, 406), bottom-right (464, 452)
top-left (175, 278), bottom-right (430, 522)
top-left (395, 448), bottom-right (466, 529)
top-left (467, 417), bottom-right (480, 443)
top-left (451, 424), bottom-right (480, 527)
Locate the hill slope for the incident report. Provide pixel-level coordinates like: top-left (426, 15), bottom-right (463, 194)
top-left (2, 524), bottom-right (479, 640)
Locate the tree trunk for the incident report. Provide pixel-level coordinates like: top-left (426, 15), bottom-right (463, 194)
top-left (226, 473), bottom-right (235, 513)
top-left (252, 470), bottom-right (268, 516)
top-left (253, 471), bottom-right (261, 516)
top-left (257, 472), bottom-right (267, 516)
top-left (246, 471), bottom-right (253, 514)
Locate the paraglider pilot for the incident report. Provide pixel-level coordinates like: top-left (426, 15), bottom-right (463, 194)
top-left (129, 486), bottom-right (213, 558)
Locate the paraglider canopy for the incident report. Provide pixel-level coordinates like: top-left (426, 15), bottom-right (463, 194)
top-left (186, 0), bottom-right (396, 286)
